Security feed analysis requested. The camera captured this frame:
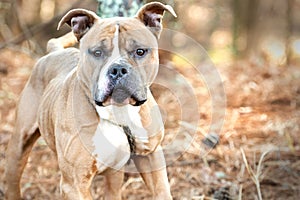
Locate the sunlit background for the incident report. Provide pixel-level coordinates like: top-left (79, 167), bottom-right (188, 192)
top-left (2, 0), bottom-right (300, 65)
top-left (1, 0), bottom-right (300, 199)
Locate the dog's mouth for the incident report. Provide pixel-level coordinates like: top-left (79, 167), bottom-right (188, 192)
top-left (95, 95), bottom-right (147, 107)
top-left (94, 85), bottom-right (147, 107)
top-left (95, 96), bottom-right (146, 107)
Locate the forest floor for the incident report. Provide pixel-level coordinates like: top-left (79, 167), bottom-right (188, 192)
top-left (0, 47), bottom-right (299, 200)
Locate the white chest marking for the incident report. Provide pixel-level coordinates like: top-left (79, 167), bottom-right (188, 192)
top-left (92, 105), bottom-right (148, 171)
top-left (92, 119), bottom-right (130, 171)
top-left (95, 105), bottom-right (148, 138)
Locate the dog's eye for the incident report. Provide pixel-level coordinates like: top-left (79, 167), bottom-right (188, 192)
top-left (93, 50), bottom-right (102, 57)
top-left (135, 48), bottom-right (148, 57)
top-left (88, 48), bottom-right (103, 58)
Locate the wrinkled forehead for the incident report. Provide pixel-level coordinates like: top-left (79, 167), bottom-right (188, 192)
top-left (80, 17), bottom-right (158, 48)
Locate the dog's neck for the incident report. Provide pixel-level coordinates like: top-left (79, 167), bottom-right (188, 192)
top-left (96, 103), bottom-right (148, 137)
top-left (96, 105), bottom-right (142, 128)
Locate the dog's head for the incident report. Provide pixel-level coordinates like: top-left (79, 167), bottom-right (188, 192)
top-left (58, 2), bottom-right (176, 107)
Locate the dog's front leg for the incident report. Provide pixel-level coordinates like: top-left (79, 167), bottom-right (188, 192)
top-left (59, 160), bottom-right (95, 200)
top-left (56, 137), bottom-right (97, 200)
top-left (133, 146), bottom-right (172, 200)
top-left (103, 168), bottom-right (124, 200)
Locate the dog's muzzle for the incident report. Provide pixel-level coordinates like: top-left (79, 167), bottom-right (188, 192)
top-left (94, 63), bottom-right (147, 107)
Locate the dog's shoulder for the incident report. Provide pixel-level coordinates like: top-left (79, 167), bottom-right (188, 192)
top-left (29, 47), bottom-right (79, 90)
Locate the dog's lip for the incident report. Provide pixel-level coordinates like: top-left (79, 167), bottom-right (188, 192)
top-left (95, 96), bottom-right (147, 107)
top-left (94, 83), bottom-right (147, 107)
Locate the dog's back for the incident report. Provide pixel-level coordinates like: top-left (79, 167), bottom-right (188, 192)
top-left (30, 47), bottom-right (79, 89)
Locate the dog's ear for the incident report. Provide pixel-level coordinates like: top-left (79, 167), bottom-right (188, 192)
top-left (57, 9), bottom-right (99, 41)
top-left (135, 2), bottom-right (176, 39)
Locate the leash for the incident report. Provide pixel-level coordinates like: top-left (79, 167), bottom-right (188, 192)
top-left (102, 118), bottom-right (136, 154)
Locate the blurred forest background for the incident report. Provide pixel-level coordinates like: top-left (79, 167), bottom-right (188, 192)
top-left (0, 0), bottom-right (300, 199)
top-left (1, 0), bottom-right (300, 63)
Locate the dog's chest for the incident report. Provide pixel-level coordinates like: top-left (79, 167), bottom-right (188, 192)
top-left (92, 105), bottom-right (147, 171)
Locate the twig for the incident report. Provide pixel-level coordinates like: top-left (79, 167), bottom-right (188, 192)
top-left (191, 194), bottom-right (205, 200)
top-left (238, 184), bottom-right (243, 200)
top-left (241, 148), bottom-right (270, 200)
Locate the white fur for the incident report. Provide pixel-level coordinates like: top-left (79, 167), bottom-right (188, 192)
top-left (92, 105), bottom-right (149, 171)
top-left (97, 24), bottom-right (121, 89)
top-left (92, 119), bottom-right (131, 171)
top-left (95, 105), bottom-right (148, 139)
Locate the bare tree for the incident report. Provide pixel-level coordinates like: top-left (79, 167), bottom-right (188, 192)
top-left (232, 0), bottom-right (259, 57)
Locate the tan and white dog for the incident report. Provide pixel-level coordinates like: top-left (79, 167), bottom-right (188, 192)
top-left (4, 2), bottom-right (176, 200)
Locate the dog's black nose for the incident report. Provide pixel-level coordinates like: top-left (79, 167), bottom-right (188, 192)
top-left (109, 64), bottom-right (129, 80)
